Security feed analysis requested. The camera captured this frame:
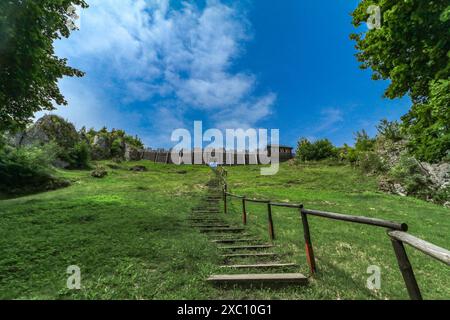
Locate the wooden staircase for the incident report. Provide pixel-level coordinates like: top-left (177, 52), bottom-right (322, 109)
top-left (189, 175), bottom-right (308, 287)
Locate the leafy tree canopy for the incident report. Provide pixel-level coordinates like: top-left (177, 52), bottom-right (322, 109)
top-left (351, 0), bottom-right (449, 102)
top-left (0, 0), bottom-right (88, 132)
top-left (351, 0), bottom-right (449, 163)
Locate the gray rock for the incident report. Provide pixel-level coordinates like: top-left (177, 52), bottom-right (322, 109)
top-left (91, 135), bottom-right (111, 160)
top-left (19, 115), bottom-right (78, 149)
top-left (129, 165), bottom-right (147, 172)
top-left (419, 162), bottom-right (450, 190)
top-left (125, 143), bottom-right (143, 161)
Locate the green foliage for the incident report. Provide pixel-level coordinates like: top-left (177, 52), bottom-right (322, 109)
top-left (354, 130), bottom-right (375, 152)
top-left (376, 119), bottom-right (403, 142)
top-left (111, 138), bottom-right (125, 158)
top-left (358, 151), bottom-right (387, 175)
top-left (0, 143), bottom-right (68, 194)
top-left (351, 1), bottom-right (450, 162)
top-left (337, 144), bottom-right (359, 164)
top-left (351, 0), bottom-right (449, 102)
top-left (402, 80), bottom-right (450, 163)
top-left (91, 165), bottom-right (108, 179)
top-left (69, 141), bottom-right (91, 169)
top-left (388, 156), bottom-right (432, 198)
top-left (296, 138), bottom-right (337, 161)
top-left (124, 134), bottom-right (144, 149)
top-left (0, 0), bottom-right (88, 132)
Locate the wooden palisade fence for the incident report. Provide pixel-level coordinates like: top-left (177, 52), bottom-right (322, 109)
top-left (215, 167), bottom-right (450, 300)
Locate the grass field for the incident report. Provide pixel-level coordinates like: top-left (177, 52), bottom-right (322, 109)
top-left (0, 161), bottom-right (448, 299)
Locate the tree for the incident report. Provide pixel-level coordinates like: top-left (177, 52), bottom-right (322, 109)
top-left (402, 79), bottom-right (450, 162)
top-left (0, 0), bottom-right (88, 132)
top-left (351, 0), bottom-right (449, 102)
top-left (296, 137), bottom-right (337, 161)
top-left (354, 130), bottom-right (375, 152)
top-left (351, 0), bottom-right (449, 162)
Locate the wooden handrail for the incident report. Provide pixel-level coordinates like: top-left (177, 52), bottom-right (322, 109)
top-left (302, 209), bottom-right (408, 231)
top-left (214, 167), bottom-right (449, 299)
top-left (388, 231), bottom-right (450, 266)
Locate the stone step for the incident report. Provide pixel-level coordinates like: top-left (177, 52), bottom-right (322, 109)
top-left (207, 273), bottom-right (308, 286)
top-left (219, 244), bottom-right (276, 250)
top-left (220, 263), bottom-right (296, 269)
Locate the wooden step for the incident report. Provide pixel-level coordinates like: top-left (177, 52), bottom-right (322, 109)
top-left (193, 225), bottom-right (231, 228)
top-left (220, 263), bottom-right (296, 269)
top-left (207, 273), bottom-right (308, 286)
top-left (200, 227), bottom-right (244, 233)
top-left (212, 239), bottom-right (257, 244)
top-left (219, 244), bottom-right (275, 250)
top-left (221, 253), bottom-right (280, 258)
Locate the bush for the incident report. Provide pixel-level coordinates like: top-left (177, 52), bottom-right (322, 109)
top-left (69, 141), bottom-right (91, 169)
top-left (296, 138), bottom-right (337, 161)
top-left (91, 166), bottom-right (108, 178)
top-left (376, 119), bottom-right (404, 142)
top-left (388, 156), bottom-right (432, 197)
top-left (354, 130), bottom-right (376, 152)
top-left (111, 138), bottom-right (125, 158)
top-left (358, 151), bottom-right (387, 175)
top-left (0, 143), bottom-right (69, 194)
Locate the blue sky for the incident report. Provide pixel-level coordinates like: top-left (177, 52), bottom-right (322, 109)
top-left (41, 0), bottom-right (410, 148)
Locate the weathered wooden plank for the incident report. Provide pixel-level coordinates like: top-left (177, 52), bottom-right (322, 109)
top-left (200, 227), bottom-right (244, 233)
top-left (212, 239), bottom-right (256, 244)
top-left (207, 273), bottom-right (308, 285)
top-left (388, 231), bottom-right (450, 266)
top-left (219, 245), bottom-right (275, 250)
top-left (193, 225), bottom-right (231, 228)
top-left (222, 253), bottom-right (280, 258)
top-left (220, 263), bottom-right (296, 269)
top-left (302, 208), bottom-right (408, 231)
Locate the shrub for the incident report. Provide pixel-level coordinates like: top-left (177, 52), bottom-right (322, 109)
top-left (296, 138), bottom-right (337, 161)
top-left (91, 166), bottom-right (108, 178)
top-left (358, 151), bottom-right (387, 175)
top-left (388, 156), bottom-right (432, 197)
top-left (376, 119), bottom-right (404, 142)
top-left (354, 130), bottom-right (376, 152)
top-left (69, 141), bottom-right (91, 169)
top-left (0, 143), bottom-right (69, 194)
top-left (111, 138), bottom-right (125, 158)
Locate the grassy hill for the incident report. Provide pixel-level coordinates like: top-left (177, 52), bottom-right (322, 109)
top-left (0, 162), bottom-right (448, 299)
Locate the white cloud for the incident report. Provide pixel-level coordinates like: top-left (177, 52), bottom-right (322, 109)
top-left (51, 0), bottom-right (275, 141)
top-left (314, 108), bottom-right (344, 133)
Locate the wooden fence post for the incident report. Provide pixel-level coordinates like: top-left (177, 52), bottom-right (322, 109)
top-left (242, 197), bottom-right (247, 225)
top-left (223, 184), bottom-right (228, 214)
top-left (390, 238), bottom-right (423, 300)
top-left (267, 202), bottom-right (275, 241)
top-left (300, 207), bottom-right (317, 274)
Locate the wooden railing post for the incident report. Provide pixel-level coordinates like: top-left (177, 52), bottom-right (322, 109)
top-left (242, 197), bottom-right (247, 225)
top-left (223, 184), bottom-right (228, 214)
top-left (267, 202), bottom-right (275, 241)
top-left (300, 207), bottom-right (317, 274)
top-left (390, 238), bottom-right (423, 300)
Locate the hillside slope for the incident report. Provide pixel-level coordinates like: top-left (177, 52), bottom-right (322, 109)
top-left (0, 162), bottom-right (448, 299)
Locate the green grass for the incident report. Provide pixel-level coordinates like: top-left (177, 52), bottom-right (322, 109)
top-left (222, 163), bottom-right (450, 300)
top-left (0, 161), bottom-right (448, 300)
